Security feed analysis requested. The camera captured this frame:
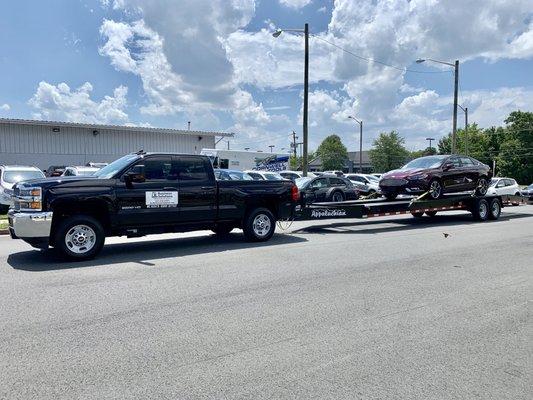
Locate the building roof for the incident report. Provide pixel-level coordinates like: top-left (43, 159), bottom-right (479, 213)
top-left (309, 151), bottom-right (372, 167)
top-left (0, 118), bottom-right (234, 138)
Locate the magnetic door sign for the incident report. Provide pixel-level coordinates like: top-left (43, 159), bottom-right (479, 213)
top-left (145, 191), bottom-right (178, 208)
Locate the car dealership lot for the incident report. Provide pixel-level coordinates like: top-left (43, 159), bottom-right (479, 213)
top-left (0, 207), bottom-right (531, 399)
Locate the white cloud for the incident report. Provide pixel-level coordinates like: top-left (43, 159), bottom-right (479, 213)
top-left (28, 81), bottom-right (128, 124)
top-left (0, 104), bottom-right (10, 111)
top-left (279, 0), bottom-right (312, 9)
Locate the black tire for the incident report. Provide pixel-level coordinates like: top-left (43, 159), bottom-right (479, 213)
top-left (428, 179), bottom-right (443, 199)
top-left (212, 224), bottom-right (234, 236)
top-left (475, 176), bottom-right (489, 196)
top-left (242, 207), bottom-right (276, 242)
top-left (330, 191), bottom-right (345, 202)
top-left (54, 215), bottom-right (105, 260)
top-left (488, 198), bottom-right (501, 220)
top-left (472, 198), bottom-right (489, 221)
top-left (384, 192), bottom-right (398, 201)
top-left (411, 212), bottom-right (424, 218)
top-left (425, 211), bottom-right (438, 217)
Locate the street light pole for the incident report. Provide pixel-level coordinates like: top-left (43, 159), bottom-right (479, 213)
top-left (273, 24), bottom-right (309, 176)
top-left (426, 137), bottom-right (435, 152)
top-left (348, 116), bottom-right (363, 173)
top-left (416, 58), bottom-right (459, 154)
top-left (268, 145), bottom-right (275, 153)
top-left (459, 104), bottom-right (468, 155)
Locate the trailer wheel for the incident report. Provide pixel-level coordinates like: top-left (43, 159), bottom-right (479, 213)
top-left (411, 212), bottom-right (424, 218)
top-left (243, 207), bottom-right (275, 242)
top-left (425, 211), bottom-right (438, 217)
top-left (472, 199), bottom-right (489, 221)
top-left (488, 198), bottom-right (501, 220)
top-left (54, 215), bottom-right (105, 260)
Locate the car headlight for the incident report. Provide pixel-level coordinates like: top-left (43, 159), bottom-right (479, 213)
top-left (16, 186), bottom-right (42, 211)
top-left (408, 174), bottom-right (428, 180)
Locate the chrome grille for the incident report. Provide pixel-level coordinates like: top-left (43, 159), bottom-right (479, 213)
top-left (380, 178), bottom-right (407, 186)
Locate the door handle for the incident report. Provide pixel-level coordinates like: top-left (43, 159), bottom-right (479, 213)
top-left (201, 186), bottom-right (214, 190)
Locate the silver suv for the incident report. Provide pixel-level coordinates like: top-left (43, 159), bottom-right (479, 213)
top-left (0, 165), bottom-right (45, 212)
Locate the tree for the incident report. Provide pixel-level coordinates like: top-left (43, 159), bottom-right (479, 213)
top-left (497, 111), bottom-right (533, 183)
top-left (369, 131), bottom-right (410, 172)
top-left (316, 135), bottom-right (348, 171)
top-left (410, 147), bottom-right (436, 160)
top-left (289, 151), bottom-right (317, 170)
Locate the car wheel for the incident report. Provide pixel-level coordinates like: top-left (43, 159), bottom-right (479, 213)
top-left (331, 191), bottom-right (345, 202)
top-left (212, 224), bottom-right (234, 236)
top-left (243, 207), bottom-right (275, 242)
top-left (384, 192), bottom-right (398, 200)
top-left (428, 179), bottom-right (443, 199)
top-left (488, 198), bottom-right (501, 220)
top-left (472, 198), bottom-right (489, 221)
top-left (55, 215), bottom-right (105, 260)
top-left (411, 212), bottom-right (424, 218)
top-left (425, 211), bottom-right (438, 217)
top-left (475, 176), bottom-right (489, 196)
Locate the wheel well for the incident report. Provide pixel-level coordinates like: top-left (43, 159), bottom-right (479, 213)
top-left (244, 201), bottom-right (279, 220)
top-left (50, 199), bottom-right (111, 243)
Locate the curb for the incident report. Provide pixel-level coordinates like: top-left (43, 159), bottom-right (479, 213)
top-left (0, 229), bottom-right (9, 235)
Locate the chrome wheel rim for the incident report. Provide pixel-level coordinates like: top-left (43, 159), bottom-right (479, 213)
top-left (477, 178), bottom-right (488, 195)
top-left (479, 202), bottom-right (488, 219)
top-left (65, 224), bottom-right (96, 254)
top-left (252, 214), bottom-right (271, 238)
top-left (491, 201), bottom-right (500, 216)
top-left (429, 181), bottom-right (441, 198)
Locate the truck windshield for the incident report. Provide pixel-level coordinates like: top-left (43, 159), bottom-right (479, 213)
top-left (94, 154), bottom-right (139, 179)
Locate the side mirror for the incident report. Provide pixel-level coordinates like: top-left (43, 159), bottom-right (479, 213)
top-left (443, 163), bottom-right (453, 171)
top-left (123, 170), bottom-right (145, 186)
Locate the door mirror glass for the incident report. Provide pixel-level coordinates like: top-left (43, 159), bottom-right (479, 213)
top-left (124, 165), bottom-right (146, 184)
top-left (443, 162), bottom-right (453, 171)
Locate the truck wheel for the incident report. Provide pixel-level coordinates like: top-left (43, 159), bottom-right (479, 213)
top-left (243, 207), bottom-right (275, 242)
top-left (212, 224), bottom-right (234, 236)
top-left (55, 215), bottom-right (105, 260)
top-left (488, 198), bottom-right (501, 220)
top-left (472, 199), bottom-right (489, 221)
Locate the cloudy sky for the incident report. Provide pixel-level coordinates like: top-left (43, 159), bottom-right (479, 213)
top-left (1, 0), bottom-right (532, 152)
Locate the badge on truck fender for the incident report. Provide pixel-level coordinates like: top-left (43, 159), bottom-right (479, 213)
top-left (145, 191), bottom-right (178, 208)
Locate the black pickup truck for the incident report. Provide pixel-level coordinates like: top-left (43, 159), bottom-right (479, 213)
top-left (8, 152), bottom-right (298, 260)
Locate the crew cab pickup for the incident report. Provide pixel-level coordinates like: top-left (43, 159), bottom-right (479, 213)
top-left (8, 152), bottom-right (298, 260)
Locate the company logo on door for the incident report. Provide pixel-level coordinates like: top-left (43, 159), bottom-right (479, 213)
top-left (146, 191), bottom-right (178, 208)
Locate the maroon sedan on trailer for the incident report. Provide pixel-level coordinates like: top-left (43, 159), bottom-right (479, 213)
top-left (379, 155), bottom-right (491, 200)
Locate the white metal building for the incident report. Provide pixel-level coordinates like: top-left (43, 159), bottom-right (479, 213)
top-left (0, 118), bottom-right (233, 169)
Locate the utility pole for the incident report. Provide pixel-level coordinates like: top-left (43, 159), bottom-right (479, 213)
top-left (302, 23), bottom-right (309, 176)
top-left (268, 145), bottom-right (275, 153)
top-left (459, 105), bottom-right (469, 155)
top-left (358, 120), bottom-right (363, 173)
top-left (426, 137), bottom-right (435, 152)
top-left (292, 131), bottom-right (298, 159)
top-left (227, 140), bottom-right (230, 150)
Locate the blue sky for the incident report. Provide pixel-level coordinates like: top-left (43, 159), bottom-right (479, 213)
top-left (1, 0), bottom-right (532, 152)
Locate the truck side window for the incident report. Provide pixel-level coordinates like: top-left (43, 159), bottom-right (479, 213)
top-left (178, 158), bottom-right (209, 181)
top-left (128, 157), bottom-right (173, 181)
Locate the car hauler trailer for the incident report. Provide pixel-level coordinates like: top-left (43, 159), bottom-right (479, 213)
top-left (294, 193), bottom-right (526, 222)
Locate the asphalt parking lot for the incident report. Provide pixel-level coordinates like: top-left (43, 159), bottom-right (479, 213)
top-left (0, 207), bottom-right (531, 400)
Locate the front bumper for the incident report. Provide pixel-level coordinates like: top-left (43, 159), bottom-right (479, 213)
top-left (8, 210), bottom-right (53, 239)
top-left (379, 178), bottom-right (428, 194)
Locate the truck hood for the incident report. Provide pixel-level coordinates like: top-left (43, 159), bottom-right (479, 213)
top-left (14, 176), bottom-right (114, 191)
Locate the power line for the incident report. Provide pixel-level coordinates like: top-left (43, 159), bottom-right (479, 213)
top-left (311, 35), bottom-right (452, 74)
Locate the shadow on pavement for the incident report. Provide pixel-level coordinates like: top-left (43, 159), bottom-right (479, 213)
top-left (291, 212), bottom-right (531, 235)
top-left (8, 232), bottom-right (307, 272)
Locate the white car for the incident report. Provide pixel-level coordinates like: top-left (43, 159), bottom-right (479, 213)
top-left (279, 170), bottom-right (317, 181)
top-left (487, 177), bottom-right (521, 196)
top-left (244, 170), bottom-right (286, 181)
top-left (323, 170), bottom-right (344, 176)
top-left (0, 165), bottom-right (46, 212)
top-left (345, 173), bottom-right (381, 195)
top-left (61, 166), bottom-right (100, 177)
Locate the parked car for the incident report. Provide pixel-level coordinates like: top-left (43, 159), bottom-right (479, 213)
top-left (0, 165), bottom-right (45, 212)
top-left (295, 175), bottom-right (359, 205)
top-left (372, 173), bottom-right (382, 179)
top-left (279, 170), bottom-right (317, 181)
top-left (379, 155), bottom-right (491, 200)
top-left (345, 173), bottom-right (381, 195)
top-left (61, 166), bottom-right (100, 177)
top-left (245, 170), bottom-right (286, 181)
top-left (214, 169), bottom-right (253, 181)
top-left (487, 178), bottom-right (521, 196)
top-left (45, 165), bottom-right (66, 177)
top-left (323, 170), bottom-right (344, 176)
top-left (521, 183), bottom-right (533, 201)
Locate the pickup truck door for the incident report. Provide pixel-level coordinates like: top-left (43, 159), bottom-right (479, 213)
top-left (115, 155), bottom-right (180, 227)
top-left (175, 156), bottom-right (216, 223)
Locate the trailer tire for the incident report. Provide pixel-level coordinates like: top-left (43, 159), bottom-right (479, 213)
top-left (243, 207), bottom-right (275, 242)
top-left (411, 212), bottom-right (424, 218)
top-left (488, 198), bottom-right (501, 220)
top-left (54, 215), bottom-right (105, 260)
top-left (472, 199), bottom-right (489, 221)
top-left (425, 211), bottom-right (438, 217)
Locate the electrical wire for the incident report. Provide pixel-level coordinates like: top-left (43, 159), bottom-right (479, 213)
top-left (311, 34), bottom-right (452, 74)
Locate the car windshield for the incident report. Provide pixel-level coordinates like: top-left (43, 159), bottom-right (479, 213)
top-left (366, 175), bottom-right (379, 182)
top-left (228, 171), bottom-right (253, 180)
top-left (295, 177), bottom-right (312, 188)
top-left (93, 154), bottom-right (139, 179)
top-left (401, 156), bottom-right (447, 170)
top-left (528, 184), bottom-right (533, 189)
top-left (490, 179), bottom-right (499, 187)
top-left (3, 170), bottom-right (45, 183)
top-left (76, 168), bottom-right (98, 176)
top-left (263, 173), bottom-right (283, 181)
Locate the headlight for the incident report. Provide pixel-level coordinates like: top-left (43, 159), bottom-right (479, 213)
top-left (408, 174), bottom-right (428, 180)
top-left (16, 186), bottom-right (42, 211)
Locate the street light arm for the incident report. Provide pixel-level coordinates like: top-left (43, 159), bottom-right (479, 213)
top-left (418, 58), bottom-right (455, 67)
top-left (348, 115), bottom-right (362, 124)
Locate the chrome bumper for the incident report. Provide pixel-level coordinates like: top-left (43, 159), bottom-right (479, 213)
top-left (8, 211), bottom-right (53, 238)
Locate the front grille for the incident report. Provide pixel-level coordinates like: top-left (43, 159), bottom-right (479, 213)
top-left (380, 178), bottom-right (408, 187)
